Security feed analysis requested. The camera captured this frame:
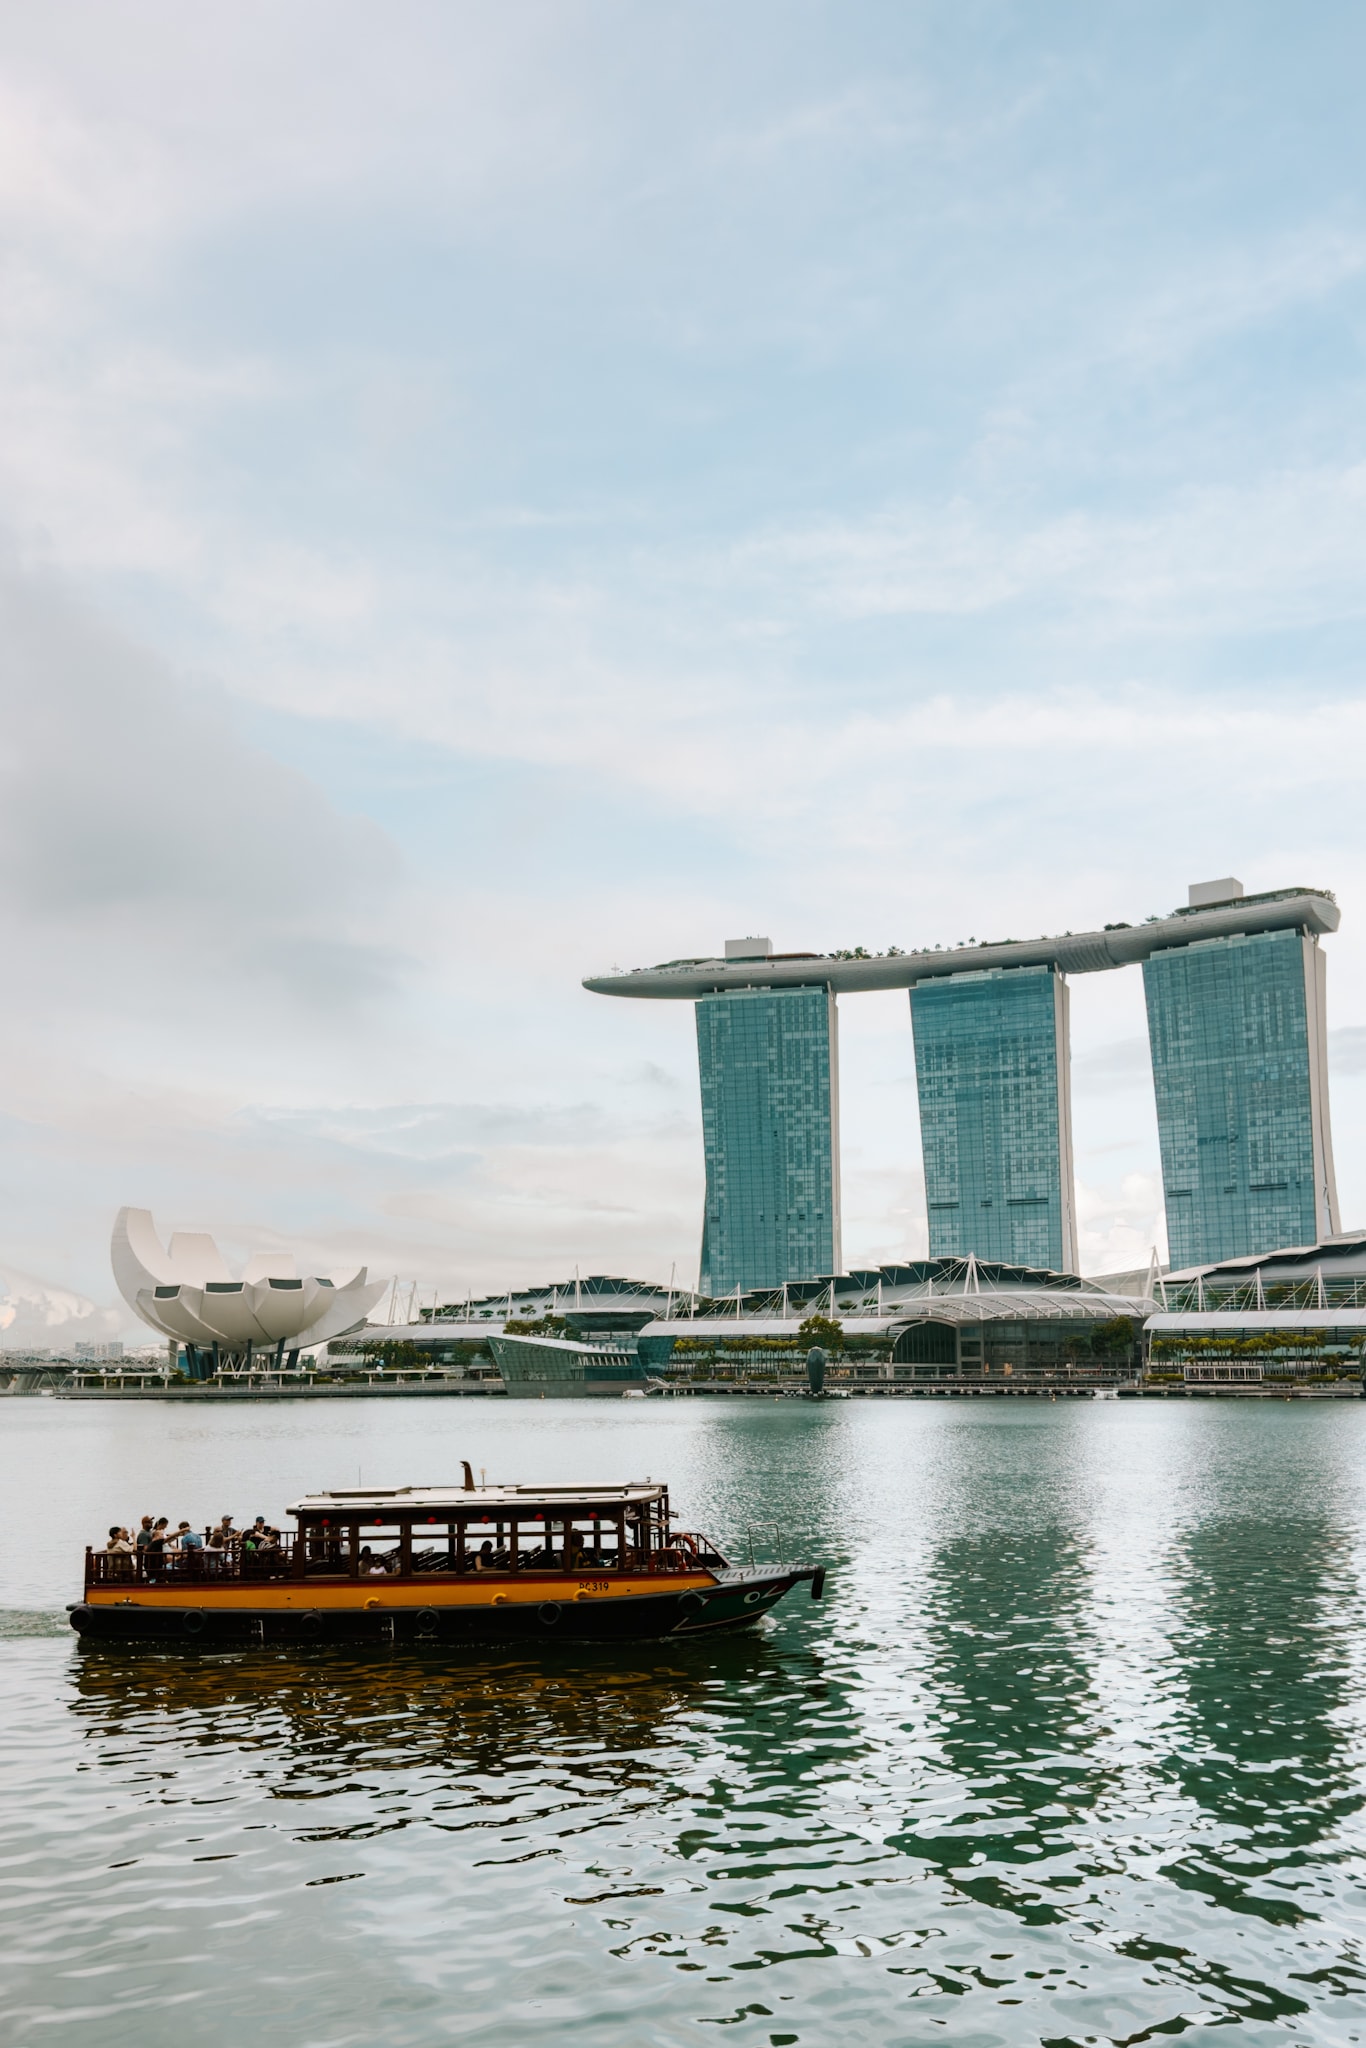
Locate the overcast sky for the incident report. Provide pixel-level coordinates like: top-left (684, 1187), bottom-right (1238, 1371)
top-left (3, 1), bottom-right (1366, 1343)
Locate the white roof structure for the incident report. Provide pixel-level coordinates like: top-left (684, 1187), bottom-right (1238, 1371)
top-left (1146, 1310), bottom-right (1366, 1334)
top-left (112, 1207), bottom-right (387, 1352)
top-left (288, 1482), bottom-right (667, 1514)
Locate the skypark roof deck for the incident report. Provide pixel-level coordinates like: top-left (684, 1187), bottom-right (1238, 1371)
top-left (583, 888), bottom-right (1338, 999)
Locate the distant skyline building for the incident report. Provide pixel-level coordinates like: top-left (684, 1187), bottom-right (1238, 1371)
top-left (583, 883), bottom-right (1341, 1280)
top-left (695, 980), bottom-right (840, 1295)
top-left (912, 966), bottom-right (1077, 1272)
top-left (1143, 924), bottom-right (1338, 1267)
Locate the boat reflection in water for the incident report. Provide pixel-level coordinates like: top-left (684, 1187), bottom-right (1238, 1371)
top-left (68, 1629), bottom-right (820, 1800)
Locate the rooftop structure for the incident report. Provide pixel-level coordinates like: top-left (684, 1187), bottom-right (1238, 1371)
top-left (418, 1276), bottom-right (676, 1330)
top-left (582, 888), bottom-right (1337, 1001)
top-left (1142, 1230), bottom-right (1366, 1388)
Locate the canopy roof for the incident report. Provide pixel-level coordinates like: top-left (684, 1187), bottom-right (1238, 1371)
top-left (288, 1482), bottom-right (668, 1516)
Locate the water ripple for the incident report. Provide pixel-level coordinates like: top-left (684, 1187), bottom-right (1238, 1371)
top-left (2, 1399), bottom-right (1366, 2044)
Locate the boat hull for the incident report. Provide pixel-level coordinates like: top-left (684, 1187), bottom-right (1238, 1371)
top-left (69, 1567), bottom-right (821, 1646)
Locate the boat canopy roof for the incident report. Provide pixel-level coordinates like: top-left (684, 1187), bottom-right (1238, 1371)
top-left (287, 1482), bottom-right (668, 1518)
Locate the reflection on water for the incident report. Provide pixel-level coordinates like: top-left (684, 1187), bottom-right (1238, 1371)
top-left (1164, 1512), bottom-right (1362, 1924)
top-left (898, 1523), bottom-right (1111, 1925)
top-left (70, 1637), bottom-right (773, 1810)
top-left (3, 1400), bottom-right (1366, 2045)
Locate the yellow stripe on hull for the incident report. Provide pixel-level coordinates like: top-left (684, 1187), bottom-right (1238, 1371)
top-left (85, 1573), bottom-right (718, 1611)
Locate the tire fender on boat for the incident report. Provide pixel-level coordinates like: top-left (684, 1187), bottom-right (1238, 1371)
top-left (538, 1602), bottom-right (563, 1626)
top-left (415, 1608), bottom-right (439, 1634)
top-left (182, 1609), bottom-right (206, 1636)
top-left (299, 1610), bottom-right (324, 1637)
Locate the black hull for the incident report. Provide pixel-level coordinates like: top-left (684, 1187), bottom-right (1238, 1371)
top-left (69, 1571), bottom-right (820, 1647)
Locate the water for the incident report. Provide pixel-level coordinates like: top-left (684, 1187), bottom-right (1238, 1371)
top-left (2, 1396), bottom-right (1366, 2046)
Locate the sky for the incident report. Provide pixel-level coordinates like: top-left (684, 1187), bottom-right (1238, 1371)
top-left (3, 0), bottom-right (1366, 1345)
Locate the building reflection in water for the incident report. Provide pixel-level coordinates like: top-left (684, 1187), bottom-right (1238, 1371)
top-left (889, 1516), bottom-right (1109, 1925)
top-left (1160, 1508), bottom-right (1362, 1930)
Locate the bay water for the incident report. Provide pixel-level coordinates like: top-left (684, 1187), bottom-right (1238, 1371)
top-left (1, 1395), bottom-right (1364, 2045)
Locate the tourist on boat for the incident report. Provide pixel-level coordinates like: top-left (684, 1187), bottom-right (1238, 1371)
top-left (472, 1541), bottom-right (495, 1572)
top-left (144, 1518), bottom-right (170, 1576)
top-left (359, 1547), bottom-right (390, 1575)
top-left (208, 1515), bottom-right (238, 1551)
top-left (134, 1516), bottom-right (154, 1552)
top-left (105, 1527), bottom-right (133, 1553)
top-left (244, 1517), bottom-right (268, 1550)
top-left (176, 1522), bottom-right (204, 1551)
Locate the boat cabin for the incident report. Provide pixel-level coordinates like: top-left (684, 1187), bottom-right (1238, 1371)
top-left (288, 1481), bottom-right (727, 1578)
top-left (86, 1480), bottom-right (730, 1589)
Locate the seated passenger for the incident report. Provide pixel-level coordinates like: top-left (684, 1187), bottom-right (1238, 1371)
top-left (472, 1541), bottom-right (495, 1572)
top-left (104, 1527), bottom-right (134, 1579)
top-left (360, 1546), bottom-right (389, 1575)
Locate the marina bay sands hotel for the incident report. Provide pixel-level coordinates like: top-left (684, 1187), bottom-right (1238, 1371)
top-left (584, 879), bottom-right (1341, 1295)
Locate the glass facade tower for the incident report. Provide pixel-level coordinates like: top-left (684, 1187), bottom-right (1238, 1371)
top-left (911, 966), bottom-right (1078, 1272)
top-left (696, 985), bottom-right (841, 1296)
top-left (1143, 928), bottom-right (1338, 1267)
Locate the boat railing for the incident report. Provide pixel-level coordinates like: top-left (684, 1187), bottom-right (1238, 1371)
top-left (86, 1541), bottom-right (296, 1587)
top-left (85, 1528), bottom-right (729, 1587)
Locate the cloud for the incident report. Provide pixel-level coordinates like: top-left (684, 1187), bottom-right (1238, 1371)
top-left (0, 557), bottom-right (402, 1001)
top-left (1075, 1171), bottom-right (1167, 1275)
top-left (1329, 1028), bottom-right (1366, 1078)
top-left (0, 1261), bottom-right (120, 1351)
top-left (1072, 1037), bottom-right (1153, 1093)
top-left (0, 6), bottom-right (1364, 1314)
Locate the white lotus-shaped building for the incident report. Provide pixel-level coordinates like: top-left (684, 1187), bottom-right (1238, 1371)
top-left (112, 1207), bottom-right (388, 1365)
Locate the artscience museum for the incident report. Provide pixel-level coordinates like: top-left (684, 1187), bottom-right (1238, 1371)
top-left (112, 1207), bottom-right (388, 1375)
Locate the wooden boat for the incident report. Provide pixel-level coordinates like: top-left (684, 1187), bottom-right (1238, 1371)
top-left (70, 1472), bottom-right (826, 1644)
